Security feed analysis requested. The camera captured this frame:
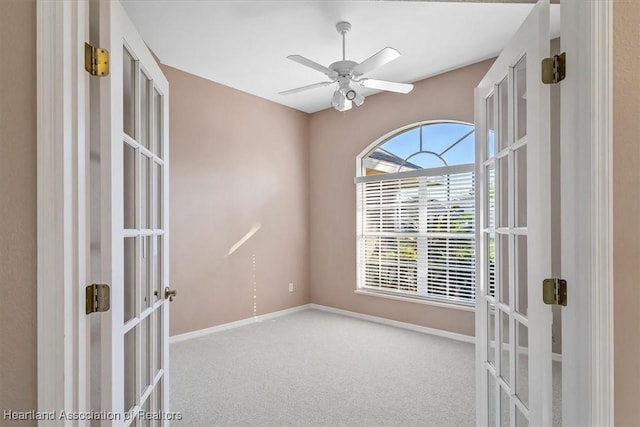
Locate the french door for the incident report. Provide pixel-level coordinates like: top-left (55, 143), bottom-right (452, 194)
top-left (475, 1), bottom-right (553, 426)
top-left (91, 1), bottom-right (171, 425)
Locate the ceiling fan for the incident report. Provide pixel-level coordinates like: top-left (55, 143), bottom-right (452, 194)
top-left (279, 21), bottom-right (414, 112)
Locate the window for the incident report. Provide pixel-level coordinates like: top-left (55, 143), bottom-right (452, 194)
top-left (356, 122), bottom-right (476, 305)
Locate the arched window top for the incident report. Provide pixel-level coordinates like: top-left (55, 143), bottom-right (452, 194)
top-left (360, 121), bottom-right (475, 176)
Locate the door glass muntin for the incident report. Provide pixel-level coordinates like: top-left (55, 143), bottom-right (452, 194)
top-left (482, 51), bottom-right (532, 426)
top-left (121, 40), bottom-right (167, 422)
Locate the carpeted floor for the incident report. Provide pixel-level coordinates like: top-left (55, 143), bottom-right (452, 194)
top-left (170, 308), bottom-right (476, 427)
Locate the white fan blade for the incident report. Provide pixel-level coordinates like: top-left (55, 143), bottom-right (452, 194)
top-left (352, 47), bottom-right (400, 77)
top-left (287, 55), bottom-right (338, 79)
top-left (279, 81), bottom-right (334, 96)
top-left (359, 78), bottom-right (414, 94)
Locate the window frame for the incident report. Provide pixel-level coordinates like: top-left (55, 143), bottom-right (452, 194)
top-left (355, 120), bottom-right (477, 307)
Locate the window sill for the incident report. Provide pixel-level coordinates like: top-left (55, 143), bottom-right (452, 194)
top-left (354, 289), bottom-right (475, 312)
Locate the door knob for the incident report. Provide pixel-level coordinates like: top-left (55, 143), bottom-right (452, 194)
top-left (164, 286), bottom-right (177, 302)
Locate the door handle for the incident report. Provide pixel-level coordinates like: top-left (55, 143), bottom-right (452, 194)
top-left (164, 286), bottom-right (177, 302)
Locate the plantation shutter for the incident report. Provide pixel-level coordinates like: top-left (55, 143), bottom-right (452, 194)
top-left (356, 165), bottom-right (476, 304)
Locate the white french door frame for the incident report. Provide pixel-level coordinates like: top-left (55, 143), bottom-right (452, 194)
top-left (36, 0), bottom-right (90, 423)
top-left (36, 0), bottom-right (613, 425)
top-left (560, 1), bottom-right (614, 425)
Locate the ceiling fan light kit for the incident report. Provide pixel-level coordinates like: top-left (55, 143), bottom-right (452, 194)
top-left (280, 21), bottom-right (414, 112)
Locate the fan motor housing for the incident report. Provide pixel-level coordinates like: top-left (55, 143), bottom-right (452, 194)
top-left (329, 60), bottom-right (358, 76)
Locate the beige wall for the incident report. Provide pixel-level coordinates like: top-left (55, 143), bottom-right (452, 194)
top-left (164, 65), bottom-right (310, 336)
top-left (308, 60), bottom-right (494, 337)
top-left (0, 0), bottom-right (38, 422)
top-left (613, 0), bottom-right (640, 425)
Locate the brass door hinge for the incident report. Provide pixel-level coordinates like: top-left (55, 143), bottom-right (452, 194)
top-left (541, 52), bottom-right (566, 84)
top-left (542, 278), bottom-right (567, 306)
top-left (84, 42), bottom-right (110, 77)
top-left (86, 284), bottom-right (111, 314)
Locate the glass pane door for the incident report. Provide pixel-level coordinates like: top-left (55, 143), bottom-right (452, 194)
top-left (91, 1), bottom-right (170, 425)
top-left (108, 0), bottom-right (171, 420)
top-left (475, 1), bottom-right (552, 426)
top-left (122, 46), bottom-right (168, 425)
top-left (482, 54), bottom-right (531, 425)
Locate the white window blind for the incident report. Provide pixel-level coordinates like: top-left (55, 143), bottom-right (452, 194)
top-left (357, 165), bottom-right (476, 304)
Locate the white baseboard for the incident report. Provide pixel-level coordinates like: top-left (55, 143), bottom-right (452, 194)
top-left (170, 303), bottom-right (564, 363)
top-left (308, 303), bottom-right (476, 344)
top-left (169, 302), bottom-right (474, 345)
top-left (308, 305), bottom-right (563, 361)
top-left (169, 304), bottom-right (311, 344)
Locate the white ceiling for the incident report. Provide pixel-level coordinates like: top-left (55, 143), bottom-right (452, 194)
top-left (120, 1), bottom-right (560, 114)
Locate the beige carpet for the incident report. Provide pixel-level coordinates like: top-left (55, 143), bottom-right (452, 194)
top-left (170, 308), bottom-right (476, 426)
